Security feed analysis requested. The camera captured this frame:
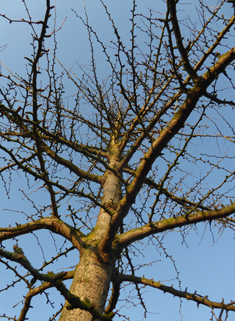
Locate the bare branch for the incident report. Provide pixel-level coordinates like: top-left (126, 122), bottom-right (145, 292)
top-left (119, 273), bottom-right (235, 312)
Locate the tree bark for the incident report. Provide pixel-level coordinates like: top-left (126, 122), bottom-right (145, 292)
top-left (59, 250), bottom-right (114, 321)
top-left (59, 140), bottom-right (121, 320)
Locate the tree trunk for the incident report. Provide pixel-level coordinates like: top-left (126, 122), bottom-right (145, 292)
top-left (59, 141), bottom-right (121, 320)
top-left (59, 250), bottom-right (114, 321)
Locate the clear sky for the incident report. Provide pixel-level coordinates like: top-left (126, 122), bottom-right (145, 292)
top-left (0, 1), bottom-right (235, 320)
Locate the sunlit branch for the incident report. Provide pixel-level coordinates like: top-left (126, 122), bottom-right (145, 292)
top-left (0, 14), bottom-right (45, 26)
top-left (118, 5), bottom-right (235, 166)
top-left (116, 203), bottom-right (235, 250)
top-left (0, 217), bottom-right (84, 251)
top-left (40, 143), bottom-right (103, 184)
top-left (119, 273), bottom-right (235, 312)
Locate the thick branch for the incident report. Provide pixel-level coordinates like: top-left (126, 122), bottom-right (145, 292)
top-left (119, 273), bottom-right (235, 312)
top-left (117, 203), bottom-right (235, 250)
top-left (0, 217), bottom-right (84, 251)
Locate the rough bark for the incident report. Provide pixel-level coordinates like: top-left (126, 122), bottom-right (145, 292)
top-left (59, 250), bottom-right (114, 321)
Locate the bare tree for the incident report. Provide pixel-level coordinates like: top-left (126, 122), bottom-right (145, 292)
top-left (0, 0), bottom-right (235, 320)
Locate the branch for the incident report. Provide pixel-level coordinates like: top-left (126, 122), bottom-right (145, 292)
top-left (167, 0), bottom-right (198, 80)
top-left (99, 47), bottom-right (235, 256)
top-left (18, 271), bottom-right (74, 321)
top-left (40, 142), bottom-right (103, 184)
top-left (119, 273), bottom-right (235, 312)
top-left (0, 217), bottom-right (84, 251)
top-left (0, 144), bottom-right (106, 209)
top-left (105, 270), bottom-right (121, 314)
top-left (117, 202), bottom-right (235, 249)
top-left (0, 104), bottom-right (103, 185)
top-left (118, 6), bottom-right (235, 167)
top-left (204, 91), bottom-right (235, 106)
top-left (123, 168), bottom-right (210, 211)
top-left (0, 247), bottom-right (114, 321)
top-left (192, 14), bottom-right (235, 75)
top-left (0, 14), bottom-right (44, 25)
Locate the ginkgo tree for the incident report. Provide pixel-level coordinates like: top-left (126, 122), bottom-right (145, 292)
top-left (1, 0), bottom-right (235, 320)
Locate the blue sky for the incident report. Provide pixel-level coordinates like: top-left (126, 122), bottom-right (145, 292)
top-left (1, 1), bottom-right (235, 320)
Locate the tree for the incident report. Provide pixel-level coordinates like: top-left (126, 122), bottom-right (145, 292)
top-left (0, 0), bottom-right (235, 320)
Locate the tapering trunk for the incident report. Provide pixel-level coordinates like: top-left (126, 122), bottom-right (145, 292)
top-left (59, 143), bottom-right (121, 320)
